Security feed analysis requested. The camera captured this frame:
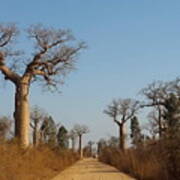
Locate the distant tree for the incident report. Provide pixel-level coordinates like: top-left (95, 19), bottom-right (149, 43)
top-left (40, 116), bottom-right (57, 145)
top-left (57, 125), bottom-right (69, 149)
top-left (87, 141), bottom-right (95, 156)
top-left (142, 80), bottom-right (180, 178)
top-left (68, 129), bottom-right (77, 151)
top-left (162, 93), bottom-right (180, 179)
top-left (73, 124), bottom-right (89, 158)
top-left (0, 116), bottom-right (12, 140)
top-left (130, 116), bottom-right (142, 147)
top-left (97, 138), bottom-right (107, 155)
top-left (104, 98), bottom-right (139, 151)
top-left (141, 81), bottom-right (168, 138)
top-left (141, 79), bottom-right (180, 138)
top-left (163, 93), bottom-right (180, 136)
top-left (107, 136), bottom-right (119, 148)
top-left (0, 23), bottom-right (85, 147)
top-left (30, 105), bottom-right (46, 146)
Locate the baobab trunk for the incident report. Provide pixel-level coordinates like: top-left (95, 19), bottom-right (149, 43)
top-left (14, 78), bottom-right (30, 148)
top-left (119, 123), bottom-right (125, 151)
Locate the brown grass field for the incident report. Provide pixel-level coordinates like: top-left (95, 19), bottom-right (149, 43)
top-left (0, 141), bottom-right (79, 180)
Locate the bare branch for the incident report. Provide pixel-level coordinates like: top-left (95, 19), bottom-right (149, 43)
top-left (0, 52), bottom-right (20, 83)
top-left (104, 98), bottom-right (139, 125)
top-left (23, 25), bottom-right (86, 90)
top-left (0, 23), bottom-right (18, 47)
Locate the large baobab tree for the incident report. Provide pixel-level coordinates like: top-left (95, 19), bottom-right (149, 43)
top-left (0, 23), bottom-right (85, 147)
top-left (73, 124), bottom-right (89, 158)
top-left (104, 98), bottom-right (139, 151)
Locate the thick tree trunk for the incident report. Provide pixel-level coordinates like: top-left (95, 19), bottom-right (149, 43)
top-left (119, 123), bottom-right (125, 151)
top-left (14, 79), bottom-right (30, 148)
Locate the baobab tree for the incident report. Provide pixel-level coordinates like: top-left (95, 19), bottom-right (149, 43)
top-left (0, 23), bottom-right (85, 147)
top-left (104, 98), bottom-right (139, 151)
top-left (73, 124), bottom-right (89, 158)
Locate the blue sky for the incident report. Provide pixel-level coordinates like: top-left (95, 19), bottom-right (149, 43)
top-left (1, 0), bottom-right (180, 144)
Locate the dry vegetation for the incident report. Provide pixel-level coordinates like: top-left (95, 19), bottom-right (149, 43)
top-left (99, 139), bottom-right (180, 180)
top-left (100, 79), bottom-right (180, 180)
top-left (0, 140), bottom-right (79, 180)
top-left (99, 147), bottom-right (165, 180)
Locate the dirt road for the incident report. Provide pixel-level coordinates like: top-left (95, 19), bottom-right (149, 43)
top-left (52, 158), bottom-right (135, 180)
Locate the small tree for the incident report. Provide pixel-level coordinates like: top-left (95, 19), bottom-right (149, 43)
top-left (162, 93), bottom-right (180, 179)
top-left (0, 116), bottom-right (12, 140)
top-left (57, 125), bottom-right (69, 149)
top-left (141, 79), bottom-right (180, 138)
top-left (97, 138), bottom-right (107, 155)
top-left (73, 124), bottom-right (89, 158)
top-left (107, 136), bottom-right (119, 148)
top-left (87, 141), bottom-right (95, 156)
top-left (130, 116), bottom-right (142, 147)
top-left (163, 93), bottom-right (180, 137)
top-left (104, 98), bottom-right (139, 151)
top-left (40, 116), bottom-right (57, 145)
top-left (30, 105), bottom-right (46, 146)
top-left (0, 23), bottom-right (85, 147)
top-left (141, 81), bottom-right (168, 138)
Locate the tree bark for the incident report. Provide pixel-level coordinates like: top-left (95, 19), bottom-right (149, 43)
top-left (14, 78), bottom-right (30, 148)
top-left (119, 123), bottom-right (125, 151)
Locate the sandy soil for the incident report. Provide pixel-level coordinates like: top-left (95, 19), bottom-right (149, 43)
top-left (52, 158), bottom-right (135, 180)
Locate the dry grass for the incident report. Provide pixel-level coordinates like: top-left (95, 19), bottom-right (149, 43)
top-left (0, 141), bottom-right (79, 180)
top-left (99, 147), bottom-right (169, 180)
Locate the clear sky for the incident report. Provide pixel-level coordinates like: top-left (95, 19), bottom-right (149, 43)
top-left (1, 0), bottom-right (180, 144)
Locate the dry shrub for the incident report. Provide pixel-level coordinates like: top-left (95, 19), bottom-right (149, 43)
top-left (0, 141), bottom-right (79, 180)
top-left (99, 146), bottom-right (168, 180)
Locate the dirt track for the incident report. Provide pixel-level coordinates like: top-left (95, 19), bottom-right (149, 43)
top-left (52, 158), bottom-right (135, 180)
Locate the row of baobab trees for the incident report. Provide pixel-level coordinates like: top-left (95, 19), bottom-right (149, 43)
top-left (0, 23), bottom-right (86, 148)
top-left (30, 106), bottom-right (89, 155)
top-left (0, 105), bottom-right (89, 158)
top-left (104, 78), bottom-right (180, 151)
